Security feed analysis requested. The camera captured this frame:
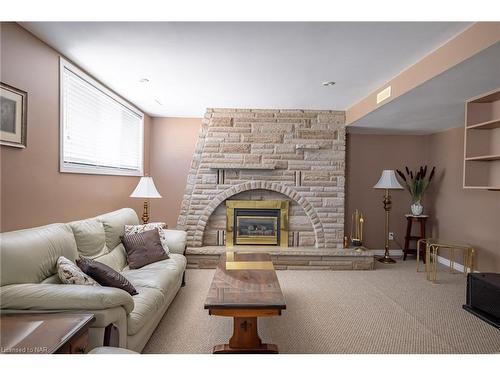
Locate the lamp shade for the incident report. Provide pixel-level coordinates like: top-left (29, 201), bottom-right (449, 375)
top-left (130, 176), bottom-right (162, 198)
top-left (373, 170), bottom-right (404, 190)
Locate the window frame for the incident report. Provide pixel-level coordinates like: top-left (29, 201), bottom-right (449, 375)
top-left (59, 57), bottom-right (144, 177)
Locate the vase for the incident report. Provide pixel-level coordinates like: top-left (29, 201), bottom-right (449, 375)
top-left (411, 201), bottom-right (423, 216)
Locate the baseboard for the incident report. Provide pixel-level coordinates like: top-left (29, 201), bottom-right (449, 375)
top-left (436, 255), bottom-right (469, 273)
top-left (373, 249), bottom-right (474, 273)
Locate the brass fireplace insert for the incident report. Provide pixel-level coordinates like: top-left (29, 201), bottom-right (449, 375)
top-left (226, 200), bottom-right (289, 247)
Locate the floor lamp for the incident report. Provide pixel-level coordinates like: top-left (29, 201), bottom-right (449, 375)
top-left (373, 170), bottom-right (403, 264)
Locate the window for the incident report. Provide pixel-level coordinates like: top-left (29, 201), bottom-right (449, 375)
top-left (60, 58), bottom-right (144, 176)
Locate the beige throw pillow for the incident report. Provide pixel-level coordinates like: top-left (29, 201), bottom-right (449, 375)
top-left (124, 222), bottom-right (170, 255)
top-left (57, 256), bottom-right (99, 286)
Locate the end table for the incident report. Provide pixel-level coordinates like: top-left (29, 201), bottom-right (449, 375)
top-left (403, 214), bottom-right (428, 262)
top-left (0, 313), bottom-right (94, 354)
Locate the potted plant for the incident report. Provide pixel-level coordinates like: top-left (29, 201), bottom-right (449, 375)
top-left (396, 166), bottom-right (435, 216)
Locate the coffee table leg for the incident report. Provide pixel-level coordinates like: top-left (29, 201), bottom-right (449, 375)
top-left (213, 317), bottom-right (279, 354)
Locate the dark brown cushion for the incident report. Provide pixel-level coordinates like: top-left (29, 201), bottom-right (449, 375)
top-left (76, 257), bottom-right (138, 296)
top-left (121, 228), bottom-right (169, 270)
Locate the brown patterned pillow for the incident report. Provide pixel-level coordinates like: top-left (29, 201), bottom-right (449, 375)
top-left (76, 257), bottom-right (138, 296)
top-left (57, 256), bottom-right (99, 286)
top-left (124, 223), bottom-right (170, 255)
top-left (121, 229), bottom-right (169, 269)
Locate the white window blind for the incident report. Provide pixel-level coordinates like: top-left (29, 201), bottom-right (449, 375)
top-left (60, 58), bottom-right (144, 176)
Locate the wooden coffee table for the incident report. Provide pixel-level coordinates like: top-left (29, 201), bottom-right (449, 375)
top-left (204, 251), bottom-right (286, 354)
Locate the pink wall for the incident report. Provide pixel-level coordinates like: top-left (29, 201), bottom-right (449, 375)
top-left (0, 22), bottom-right (152, 231)
top-left (149, 117), bottom-right (201, 227)
top-left (346, 129), bottom-right (500, 272)
top-left (346, 133), bottom-right (430, 250)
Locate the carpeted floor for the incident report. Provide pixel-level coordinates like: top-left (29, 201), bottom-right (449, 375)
top-left (142, 259), bottom-right (500, 354)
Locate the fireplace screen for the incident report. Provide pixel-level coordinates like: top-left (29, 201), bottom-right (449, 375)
top-left (236, 212), bottom-right (279, 245)
top-left (226, 200), bottom-right (289, 247)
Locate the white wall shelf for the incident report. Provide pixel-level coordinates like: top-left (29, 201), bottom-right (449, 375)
top-left (463, 88), bottom-right (500, 190)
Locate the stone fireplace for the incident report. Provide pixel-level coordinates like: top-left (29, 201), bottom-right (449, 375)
top-left (177, 108), bottom-right (374, 270)
top-left (177, 108), bottom-right (346, 249)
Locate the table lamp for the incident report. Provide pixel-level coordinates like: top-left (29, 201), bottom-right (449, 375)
top-left (373, 170), bottom-right (403, 264)
top-left (130, 176), bottom-right (162, 224)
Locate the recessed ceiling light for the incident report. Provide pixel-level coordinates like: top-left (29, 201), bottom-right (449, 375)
top-left (139, 78), bottom-right (149, 83)
top-left (322, 81), bottom-right (336, 87)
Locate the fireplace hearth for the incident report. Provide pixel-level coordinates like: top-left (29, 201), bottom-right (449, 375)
top-left (226, 200), bottom-right (289, 247)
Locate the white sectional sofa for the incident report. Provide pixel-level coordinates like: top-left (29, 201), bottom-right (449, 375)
top-left (0, 208), bottom-right (187, 352)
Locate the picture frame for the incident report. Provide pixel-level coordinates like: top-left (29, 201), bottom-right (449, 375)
top-left (1, 82), bottom-right (28, 148)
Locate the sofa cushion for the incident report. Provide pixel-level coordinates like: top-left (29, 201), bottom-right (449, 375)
top-left (69, 219), bottom-right (108, 259)
top-left (40, 274), bottom-right (63, 284)
top-left (127, 287), bottom-right (165, 335)
top-left (121, 254), bottom-right (187, 294)
top-left (0, 223), bottom-right (78, 286)
top-left (77, 257), bottom-right (138, 296)
top-left (96, 208), bottom-right (140, 250)
top-left (93, 244), bottom-right (128, 272)
top-left (162, 229), bottom-right (187, 255)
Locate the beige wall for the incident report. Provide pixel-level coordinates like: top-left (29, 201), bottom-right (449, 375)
top-left (345, 133), bottom-right (430, 250)
top-left (0, 22), bottom-right (152, 231)
top-left (149, 117), bottom-right (200, 227)
top-left (427, 127), bottom-right (500, 272)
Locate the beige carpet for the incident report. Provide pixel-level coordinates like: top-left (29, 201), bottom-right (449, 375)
top-left (143, 259), bottom-right (500, 354)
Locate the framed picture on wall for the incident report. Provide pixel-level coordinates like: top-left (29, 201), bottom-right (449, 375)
top-left (1, 82), bottom-right (27, 148)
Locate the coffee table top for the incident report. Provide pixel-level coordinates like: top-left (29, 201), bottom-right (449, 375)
top-left (204, 252), bottom-right (286, 310)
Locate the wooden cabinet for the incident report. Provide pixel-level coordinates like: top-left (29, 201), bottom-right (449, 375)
top-left (463, 88), bottom-right (500, 190)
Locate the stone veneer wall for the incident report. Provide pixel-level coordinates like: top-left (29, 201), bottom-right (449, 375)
top-left (177, 108), bottom-right (346, 248)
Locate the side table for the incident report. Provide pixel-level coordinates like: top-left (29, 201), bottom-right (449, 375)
top-left (403, 214), bottom-right (428, 262)
top-left (0, 313), bottom-right (94, 354)
top-left (416, 238), bottom-right (475, 282)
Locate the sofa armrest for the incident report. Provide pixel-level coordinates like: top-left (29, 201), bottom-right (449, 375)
top-left (163, 229), bottom-right (187, 255)
top-left (0, 284), bottom-right (134, 314)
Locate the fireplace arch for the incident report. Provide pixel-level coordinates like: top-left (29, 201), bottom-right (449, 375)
top-left (192, 180), bottom-right (325, 248)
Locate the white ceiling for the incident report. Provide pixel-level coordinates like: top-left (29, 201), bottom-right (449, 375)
top-left (21, 22), bottom-right (471, 118)
top-left (348, 42), bottom-right (500, 134)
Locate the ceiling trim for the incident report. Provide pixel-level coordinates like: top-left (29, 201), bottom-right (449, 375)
top-left (346, 22), bottom-right (500, 126)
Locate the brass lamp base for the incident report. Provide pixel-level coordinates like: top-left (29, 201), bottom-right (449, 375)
top-left (141, 200), bottom-right (150, 224)
top-left (378, 254), bottom-right (397, 264)
top-left (378, 246), bottom-right (396, 263)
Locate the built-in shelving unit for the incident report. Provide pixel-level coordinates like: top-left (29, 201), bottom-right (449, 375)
top-left (463, 88), bottom-right (500, 190)
top-left (466, 119), bottom-right (500, 130)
